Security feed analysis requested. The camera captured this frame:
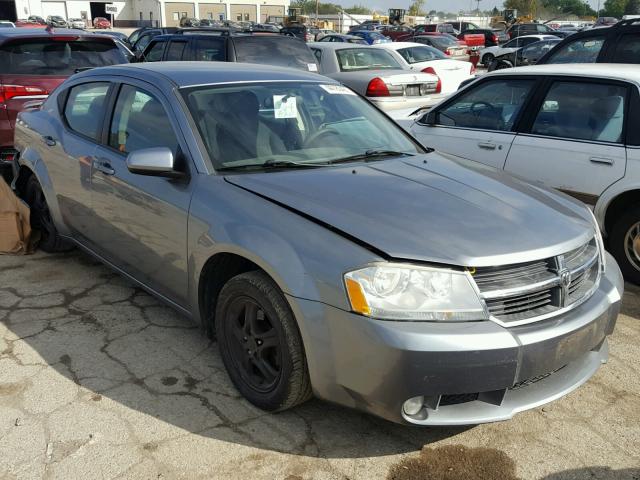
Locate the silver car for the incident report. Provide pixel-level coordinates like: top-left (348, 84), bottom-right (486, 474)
top-left (309, 43), bottom-right (446, 115)
top-left (13, 62), bottom-right (623, 425)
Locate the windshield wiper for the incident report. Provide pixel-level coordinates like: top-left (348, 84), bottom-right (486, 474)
top-left (326, 150), bottom-right (415, 165)
top-left (217, 159), bottom-right (325, 172)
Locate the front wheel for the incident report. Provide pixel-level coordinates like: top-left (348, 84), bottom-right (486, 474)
top-left (215, 271), bottom-right (312, 411)
top-left (609, 208), bottom-right (640, 284)
top-left (482, 53), bottom-right (494, 66)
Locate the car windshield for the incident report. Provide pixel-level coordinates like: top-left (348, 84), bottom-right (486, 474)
top-left (0, 38), bottom-right (127, 74)
top-left (181, 82), bottom-right (421, 171)
top-left (396, 45), bottom-right (447, 63)
top-left (336, 48), bottom-right (401, 71)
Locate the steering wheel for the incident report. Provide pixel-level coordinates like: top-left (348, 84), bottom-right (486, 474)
top-left (304, 128), bottom-right (340, 148)
top-left (470, 101), bottom-right (498, 117)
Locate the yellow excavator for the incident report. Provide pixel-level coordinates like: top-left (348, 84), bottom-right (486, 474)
top-left (490, 7), bottom-right (535, 30)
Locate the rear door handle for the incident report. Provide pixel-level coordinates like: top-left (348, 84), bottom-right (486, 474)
top-left (94, 160), bottom-right (115, 176)
top-left (478, 142), bottom-right (497, 150)
top-left (590, 156), bottom-right (614, 165)
top-left (42, 135), bottom-right (56, 147)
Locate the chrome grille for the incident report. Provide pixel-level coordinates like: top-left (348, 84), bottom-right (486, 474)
top-left (474, 238), bottom-right (600, 325)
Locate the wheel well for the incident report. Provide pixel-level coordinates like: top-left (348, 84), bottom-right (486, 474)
top-left (14, 165), bottom-right (34, 197)
top-left (604, 190), bottom-right (640, 235)
top-left (198, 253), bottom-right (261, 338)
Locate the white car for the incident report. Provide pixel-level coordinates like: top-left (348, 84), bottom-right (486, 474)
top-left (405, 64), bottom-right (640, 283)
top-left (479, 35), bottom-right (558, 65)
top-left (68, 18), bottom-right (86, 29)
top-left (373, 42), bottom-right (475, 95)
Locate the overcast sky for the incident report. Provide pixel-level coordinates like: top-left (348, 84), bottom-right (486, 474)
top-left (345, 0), bottom-right (601, 15)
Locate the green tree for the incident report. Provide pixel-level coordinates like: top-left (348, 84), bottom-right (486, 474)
top-left (625, 0), bottom-right (640, 14)
top-left (344, 4), bottom-right (371, 14)
top-left (603, 0), bottom-right (627, 17)
top-left (408, 0), bottom-right (426, 16)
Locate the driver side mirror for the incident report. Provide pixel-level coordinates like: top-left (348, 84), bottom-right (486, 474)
top-left (126, 147), bottom-right (183, 178)
top-left (419, 110), bottom-right (438, 125)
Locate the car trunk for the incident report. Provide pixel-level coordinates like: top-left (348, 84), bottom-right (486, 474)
top-left (373, 71), bottom-right (439, 98)
top-left (413, 60), bottom-right (472, 94)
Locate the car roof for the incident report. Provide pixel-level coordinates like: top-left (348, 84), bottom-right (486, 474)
top-left (309, 42), bottom-right (372, 50)
top-left (375, 41), bottom-right (433, 49)
top-left (75, 61), bottom-right (333, 87)
top-left (0, 28), bottom-right (107, 39)
top-left (486, 63), bottom-right (640, 84)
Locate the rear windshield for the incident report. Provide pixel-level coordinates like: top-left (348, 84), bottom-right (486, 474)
top-left (233, 37), bottom-right (317, 71)
top-left (431, 36), bottom-right (458, 48)
top-left (0, 38), bottom-right (127, 75)
top-left (396, 45), bottom-right (446, 63)
top-left (336, 48), bottom-right (402, 71)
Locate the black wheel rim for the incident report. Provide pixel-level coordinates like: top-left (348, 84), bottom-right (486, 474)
top-left (225, 296), bottom-right (282, 393)
top-left (27, 182), bottom-right (54, 241)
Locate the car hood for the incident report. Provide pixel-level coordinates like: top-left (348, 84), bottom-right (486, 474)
top-left (224, 153), bottom-right (594, 267)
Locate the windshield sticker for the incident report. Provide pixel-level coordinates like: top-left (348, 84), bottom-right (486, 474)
top-left (319, 84), bottom-right (356, 95)
top-left (273, 95), bottom-right (297, 119)
top-left (308, 63), bottom-right (318, 72)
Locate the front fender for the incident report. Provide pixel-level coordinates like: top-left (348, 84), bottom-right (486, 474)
top-left (187, 175), bottom-right (381, 325)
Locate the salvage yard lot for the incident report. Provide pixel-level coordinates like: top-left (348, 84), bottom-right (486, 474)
top-left (0, 251), bottom-right (639, 480)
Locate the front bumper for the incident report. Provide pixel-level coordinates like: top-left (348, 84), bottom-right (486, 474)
top-left (288, 252), bottom-right (623, 425)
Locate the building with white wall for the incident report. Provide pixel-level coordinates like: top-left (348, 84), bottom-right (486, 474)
top-left (1, 0), bottom-right (289, 27)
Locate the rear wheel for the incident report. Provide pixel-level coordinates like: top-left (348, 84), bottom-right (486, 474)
top-left (215, 271), bottom-right (312, 411)
top-left (24, 175), bottom-right (72, 253)
top-left (610, 208), bottom-right (640, 284)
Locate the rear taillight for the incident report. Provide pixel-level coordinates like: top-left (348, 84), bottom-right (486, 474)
top-left (444, 49), bottom-right (452, 56)
top-left (421, 67), bottom-right (441, 93)
top-left (0, 84), bottom-right (49, 104)
top-left (492, 34), bottom-right (498, 43)
top-left (366, 77), bottom-right (389, 97)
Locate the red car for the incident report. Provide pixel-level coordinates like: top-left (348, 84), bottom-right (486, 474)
top-left (93, 17), bottom-right (111, 29)
top-left (15, 20), bottom-right (45, 28)
top-left (379, 24), bottom-right (414, 41)
top-left (0, 29), bottom-right (127, 176)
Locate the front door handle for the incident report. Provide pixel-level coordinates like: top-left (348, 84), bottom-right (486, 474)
top-left (478, 142), bottom-right (497, 150)
top-left (42, 135), bottom-right (56, 147)
top-left (94, 160), bottom-right (115, 176)
top-left (590, 156), bottom-right (614, 165)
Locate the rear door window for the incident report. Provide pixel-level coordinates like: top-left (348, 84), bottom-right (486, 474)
top-left (544, 36), bottom-right (605, 63)
top-left (193, 37), bottom-right (225, 61)
top-left (233, 37), bottom-right (317, 71)
top-left (63, 82), bottom-right (110, 141)
top-left (0, 38), bottom-right (126, 75)
top-left (530, 81), bottom-right (627, 143)
top-left (612, 34), bottom-right (640, 63)
top-left (145, 40), bottom-right (166, 61)
top-left (166, 40), bottom-right (188, 60)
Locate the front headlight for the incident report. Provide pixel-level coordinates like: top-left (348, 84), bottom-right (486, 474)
top-left (344, 264), bottom-right (488, 321)
top-left (587, 208), bottom-right (606, 272)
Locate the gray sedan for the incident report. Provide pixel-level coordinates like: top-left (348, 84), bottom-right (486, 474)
top-left (13, 62), bottom-right (623, 425)
top-left (309, 43), bottom-right (446, 115)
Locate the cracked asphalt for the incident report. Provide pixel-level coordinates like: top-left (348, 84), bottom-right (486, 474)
top-left (0, 251), bottom-right (639, 480)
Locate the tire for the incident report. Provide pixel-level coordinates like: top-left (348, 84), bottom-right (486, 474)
top-left (609, 208), bottom-right (640, 284)
top-left (24, 175), bottom-right (72, 253)
top-left (215, 271), bottom-right (312, 411)
top-left (494, 60), bottom-right (512, 70)
top-left (482, 53), bottom-right (494, 66)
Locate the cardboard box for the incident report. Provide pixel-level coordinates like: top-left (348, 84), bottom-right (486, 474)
top-left (0, 177), bottom-right (33, 255)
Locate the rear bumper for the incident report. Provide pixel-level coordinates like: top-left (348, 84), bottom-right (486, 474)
top-left (288, 252), bottom-right (623, 425)
top-left (371, 95), bottom-right (448, 113)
